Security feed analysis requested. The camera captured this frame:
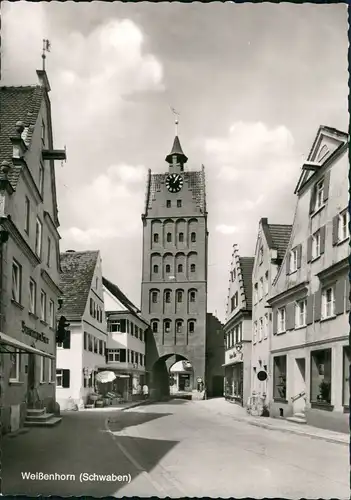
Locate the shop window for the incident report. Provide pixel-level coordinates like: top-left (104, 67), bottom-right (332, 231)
top-left (273, 355), bottom-right (287, 400)
top-left (311, 349), bottom-right (332, 404)
top-left (343, 346), bottom-right (350, 407)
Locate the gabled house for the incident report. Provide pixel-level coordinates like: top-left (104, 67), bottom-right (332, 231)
top-left (251, 219), bottom-right (292, 403)
top-left (101, 277), bottom-right (148, 400)
top-left (57, 250), bottom-right (108, 410)
top-left (0, 68), bottom-right (66, 433)
top-left (267, 126), bottom-right (349, 432)
top-left (223, 244), bottom-right (254, 406)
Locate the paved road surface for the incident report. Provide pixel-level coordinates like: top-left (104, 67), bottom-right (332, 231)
top-left (1, 399), bottom-right (349, 498)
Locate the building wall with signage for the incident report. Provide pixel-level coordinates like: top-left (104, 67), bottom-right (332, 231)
top-left (268, 127), bottom-right (350, 432)
top-left (0, 80), bottom-right (62, 433)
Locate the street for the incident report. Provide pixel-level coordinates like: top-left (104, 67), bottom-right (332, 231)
top-left (1, 399), bottom-right (349, 498)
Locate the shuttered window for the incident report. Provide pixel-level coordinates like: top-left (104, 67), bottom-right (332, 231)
top-left (333, 210), bottom-right (350, 245)
top-left (295, 299), bottom-right (307, 327)
top-left (321, 287), bottom-right (335, 319)
top-left (285, 302), bottom-right (295, 331)
top-left (277, 307), bottom-right (286, 333)
top-left (334, 279), bottom-right (346, 316)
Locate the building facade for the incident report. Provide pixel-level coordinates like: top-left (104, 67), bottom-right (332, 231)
top-left (205, 313), bottom-right (225, 398)
top-left (141, 135), bottom-right (208, 398)
top-left (268, 126), bottom-right (350, 433)
top-left (101, 277), bottom-right (148, 400)
top-left (251, 219), bottom-right (292, 404)
top-left (223, 245), bottom-right (254, 406)
top-left (56, 250), bottom-right (108, 410)
top-left (0, 69), bottom-right (65, 433)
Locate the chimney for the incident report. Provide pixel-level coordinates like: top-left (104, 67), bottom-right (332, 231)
top-left (10, 122), bottom-right (27, 159)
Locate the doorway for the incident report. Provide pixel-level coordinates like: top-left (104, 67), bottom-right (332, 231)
top-left (293, 357), bottom-right (306, 413)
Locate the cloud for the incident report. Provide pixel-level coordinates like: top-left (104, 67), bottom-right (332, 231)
top-left (60, 164), bottom-right (146, 246)
top-left (216, 224), bottom-right (239, 235)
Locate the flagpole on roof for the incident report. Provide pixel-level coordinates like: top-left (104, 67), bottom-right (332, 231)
top-left (42, 39), bottom-right (51, 71)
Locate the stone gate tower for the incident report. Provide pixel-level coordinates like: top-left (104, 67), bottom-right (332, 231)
top-left (141, 134), bottom-right (208, 397)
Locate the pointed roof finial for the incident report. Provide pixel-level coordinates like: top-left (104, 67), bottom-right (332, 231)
top-left (170, 106), bottom-right (180, 136)
top-left (42, 39), bottom-right (51, 71)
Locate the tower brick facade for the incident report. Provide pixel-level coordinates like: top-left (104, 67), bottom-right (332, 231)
top-left (141, 136), bottom-right (208, 393)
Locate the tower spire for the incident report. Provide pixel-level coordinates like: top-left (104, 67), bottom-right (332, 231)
top-left (166, 107), bottom-right (188, 169)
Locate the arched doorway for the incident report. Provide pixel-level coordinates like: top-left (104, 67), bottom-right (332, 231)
top-left (151, 353), bottom-right (193, 399)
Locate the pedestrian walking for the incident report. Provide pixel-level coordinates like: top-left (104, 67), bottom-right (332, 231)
top-left (142, 384), bottom-right (149, 399)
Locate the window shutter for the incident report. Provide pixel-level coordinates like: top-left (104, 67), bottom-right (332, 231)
top-left (272, 309), bottom-right (277, 335)
top-left (285, 253), bottom-right (290, 275)
top-left (307, 236), bottom-right (312, 263)
top-left (332, 216), bottom-right (339, 246)
top-left (63, 331), bottom-right (71, 349)
top-left (286, 302), bottom-right (295, 331)
top-left (297, 244), bottom-right (302, 269)
top-left (334, 279), bottom-right (346, 316)
top-left (346, 278), bottom-right (350, 312)
top-left (306, 295), bottom-right (314, 325)
top-left (314, 289), bottom-right (322, 322)
top-left (62, 369), bottom-right (70, 388)
top-left (319, 225), bottom-right (326, 255)
top-left (309, 186), bottom-right (316, 214)
top-left (323, 170), bottom-right (330, 202)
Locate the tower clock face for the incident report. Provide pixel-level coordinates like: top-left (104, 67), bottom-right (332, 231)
top-left (166, 173), bottom-right (183, 193)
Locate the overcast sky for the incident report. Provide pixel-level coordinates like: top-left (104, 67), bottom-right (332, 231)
top-left (2, 2), bottom-right (348, 322)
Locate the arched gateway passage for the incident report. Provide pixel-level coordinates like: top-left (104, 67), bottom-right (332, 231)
top-left (151, 353), bottom-right (197, 400)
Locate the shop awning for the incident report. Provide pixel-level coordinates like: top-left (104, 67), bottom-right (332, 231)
top-left (0, 332), bottom-right (55, 359)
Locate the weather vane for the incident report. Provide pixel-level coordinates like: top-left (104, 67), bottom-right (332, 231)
top-left (42, 39), bottom-right (51, 71)
top-left (170, 106), bottom-right (180, 136)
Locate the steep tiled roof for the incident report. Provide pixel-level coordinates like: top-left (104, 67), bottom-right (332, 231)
top-left (0, 85), bottom-right (44, 190)
top-left (59, 251), bottom-right (99, 319)
top-left (103, 277), bottom-right (149, 326)
top-left (267, 224), bottom-right (293, 261)
top-left (239, 257), bottom-right (255, 311)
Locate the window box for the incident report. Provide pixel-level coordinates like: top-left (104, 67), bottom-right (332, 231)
top-left (311, 402), bottom-right (334, 412)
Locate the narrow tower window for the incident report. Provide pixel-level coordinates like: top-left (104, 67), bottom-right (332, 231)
top-left (177, 200), bottom-right (182, 208)
top-left (153, 233), bottom-right (159, 243)
top-left (166, 233), bottom-right (172, 242)
top-left (165, 291), bottom-right (171, 303)
top-left (165, 264), bottom-right (171, 273)
top-left (177, 264), bottom-right (183, 273)
top-left (179, 232), bottom-right (184, 243)
top-left (191, 232), bottom-right (196, 243)
top-left (177, 291), bottom-right (183, 303)
top-left (190, 264), bottom-right (196, 273)
top-left (153, 265), bottom-right (159, 274)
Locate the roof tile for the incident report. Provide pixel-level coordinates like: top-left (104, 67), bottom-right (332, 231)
top-left (239, 257), bottom-right (255, 311)
top-left (267, 224), bottom-right (293, 260)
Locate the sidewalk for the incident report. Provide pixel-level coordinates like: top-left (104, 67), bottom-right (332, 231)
top-left (194, 398), bottom-right (349, 446)
top-left (72, 399), bottom-right (152, 413)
